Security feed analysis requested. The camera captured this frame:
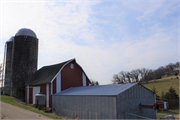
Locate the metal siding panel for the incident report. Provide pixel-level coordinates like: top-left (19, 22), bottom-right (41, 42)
top-left (122, 92), bottom-right (125, 99)
top-left (138, 84), bottom-right (141, 98)
top-left (105, 97), bottom-right (108, 114)
top-left (141, 85), bottom-right (143, 98)
top-left (134, 85), bottom-right (137, 98)
top-left (129, 88), bottom-right (132, 99)
top-left (46, 84), bottom-right (49, 107)
top-left (132, 85), bottom-right (135, 98)
top-left (116, 95), bottom-right (120, 118)
top-left (125, 89), bottom-right (128, 99)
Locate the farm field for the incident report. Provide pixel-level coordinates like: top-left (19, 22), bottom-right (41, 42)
top-left (142, 75), bottom-right (179, 97)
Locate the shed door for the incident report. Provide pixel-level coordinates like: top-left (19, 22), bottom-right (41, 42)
top-left (164, 102), bottom-right (167, 109)
top-left (33, 87), bottom-right (40, 104)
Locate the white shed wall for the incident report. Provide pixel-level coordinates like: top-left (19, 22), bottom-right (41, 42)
top-left (52, 95), bottom-right (117, 119)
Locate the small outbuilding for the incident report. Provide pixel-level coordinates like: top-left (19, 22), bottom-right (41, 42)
top-left (25, 59), bottom-right (91, 108)
top-left (52, 83), bottom-right (157, 119)
top-left (156, 100), bottom-right (168, 110)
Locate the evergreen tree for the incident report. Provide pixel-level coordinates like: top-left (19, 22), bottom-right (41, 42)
top-left (164, 86), bottom-right (179, 109)
top-left (161, 91), bottom-right (166, 101)
top-left (167, 86), bottom-right (179, 99)
top-left (151, 87), bottom-right (160, 100)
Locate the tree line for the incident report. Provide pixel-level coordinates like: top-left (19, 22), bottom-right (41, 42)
top-left (111, 61), bottom-right (179, 84)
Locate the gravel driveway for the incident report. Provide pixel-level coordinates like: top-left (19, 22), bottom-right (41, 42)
top-left (0, 101), bottom-right (53, 119)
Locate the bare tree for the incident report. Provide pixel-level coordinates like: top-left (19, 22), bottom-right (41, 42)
top-left (125, 72), bottom-right (131, 83)
top-left (130, 69), bottom-right (140, 82)
top-left (119, 71), bottom-right (127, 83)
top-left (90, 80), bottom-right (99, 86)
top-left (175, 61), bottom-right (179, 70)
top-left (111, 74), bottom-right (123, 84)
top-left (138, 68), bottom-right (152, 83)
top-left (166, 63), bottom-right (176, 74)
top-left (111, 61), bottom-right (180, 84)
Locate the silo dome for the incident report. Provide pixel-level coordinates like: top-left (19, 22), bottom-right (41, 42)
top-left (7, 36), bottom-right (14, 42)
top-left (15, 28), bottom-right (37, 38)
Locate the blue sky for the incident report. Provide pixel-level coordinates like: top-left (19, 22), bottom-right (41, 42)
top-left (0, 0), bottom-right (179, 85)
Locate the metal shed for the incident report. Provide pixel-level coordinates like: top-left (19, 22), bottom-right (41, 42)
top-left (52, 83), bottom-right (156, 119)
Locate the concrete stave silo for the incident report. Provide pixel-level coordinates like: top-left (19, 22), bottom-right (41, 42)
top-left (3, 37), bottom-right (14, 95)
top-left (3, 28), bottom-right (38, 101)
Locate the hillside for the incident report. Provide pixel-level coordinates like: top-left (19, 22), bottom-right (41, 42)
top-left (142, 75), bottom-right (179, 97)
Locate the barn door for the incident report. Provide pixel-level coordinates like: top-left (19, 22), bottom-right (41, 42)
top-left (33, 86), bottom-right (40, 104)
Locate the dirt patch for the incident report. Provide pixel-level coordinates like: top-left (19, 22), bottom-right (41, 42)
top-left (174, 114), bottom-right (180, 119)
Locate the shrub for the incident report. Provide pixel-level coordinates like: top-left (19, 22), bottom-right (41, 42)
top-left (174, 73), bottom-right (178, 76)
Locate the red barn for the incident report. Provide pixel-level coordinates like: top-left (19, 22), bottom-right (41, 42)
top-left (156, 100), bottom-right (168, 110)
top-left (25, 59), bottom-right (91, 108)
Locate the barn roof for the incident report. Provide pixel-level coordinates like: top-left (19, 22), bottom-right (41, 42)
top-left (53, 83), bottom-right (138, 96)
top-left (25, 59), bottom-right (90, 85)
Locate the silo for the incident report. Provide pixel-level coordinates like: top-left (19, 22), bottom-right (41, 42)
top-left (3, 37), bottom-right (14, 95)
top-left (11, 28), bottom-right (38, 101)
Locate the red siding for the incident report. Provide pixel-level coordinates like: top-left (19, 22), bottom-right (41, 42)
top-left (53, 78), bottom-right (56, 94)
top-left (49, 83), bottom-right (52, 108)
top-left (156, 101), bottom-right (168, 109)
top-left (86, 78), bottom-right (89, 86)
top-left (41, 84), bottom-right (46, 95)
top-left (29, 88), bottom-right (33, 104)
top-left (61, 60), bottom-right (83, 91)
top-left (40, 84), bottom-right (46, 107)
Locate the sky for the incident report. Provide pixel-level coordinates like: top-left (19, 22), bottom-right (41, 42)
top-left (0, 0), bottom-right (179, 85)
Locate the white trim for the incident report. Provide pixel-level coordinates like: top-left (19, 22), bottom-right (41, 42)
top-left (56, 73), bottom-right (61, 93)
top-left (76, 62), bottom-right (90, 84)
top-left (82, 72), bottom-right (86, 86)
top-left (46, 83), bottom-right (49, 107)
top-left (33, 86), bottom-right (40, 104)
top-left (51, 83), bottom-right (53, 95)
top-left (27, 86), bottom-right (29, 104)
top-left (50, 58), bottom-right (75, 83)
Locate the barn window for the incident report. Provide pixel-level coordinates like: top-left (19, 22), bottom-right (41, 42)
top-left (70, 64), bottom-right (74, 69)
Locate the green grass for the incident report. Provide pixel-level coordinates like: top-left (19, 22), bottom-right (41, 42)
top-left (142, 75), bottom-right (179, 97)
top-left (0, 95), bottom-right (63, 119)
top-left (157, 109), bottom-right (179, 119)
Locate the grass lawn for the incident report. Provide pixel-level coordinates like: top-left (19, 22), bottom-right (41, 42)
top-left (157, 109), bottom-right (179, 119)
top-left (0, 95), bottom-right (63, 119)
top-left (142, 75), bottom-right (179, 97)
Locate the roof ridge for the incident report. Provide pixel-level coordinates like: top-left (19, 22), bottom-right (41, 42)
top-left (43, 58), bottom-right (75, 68)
